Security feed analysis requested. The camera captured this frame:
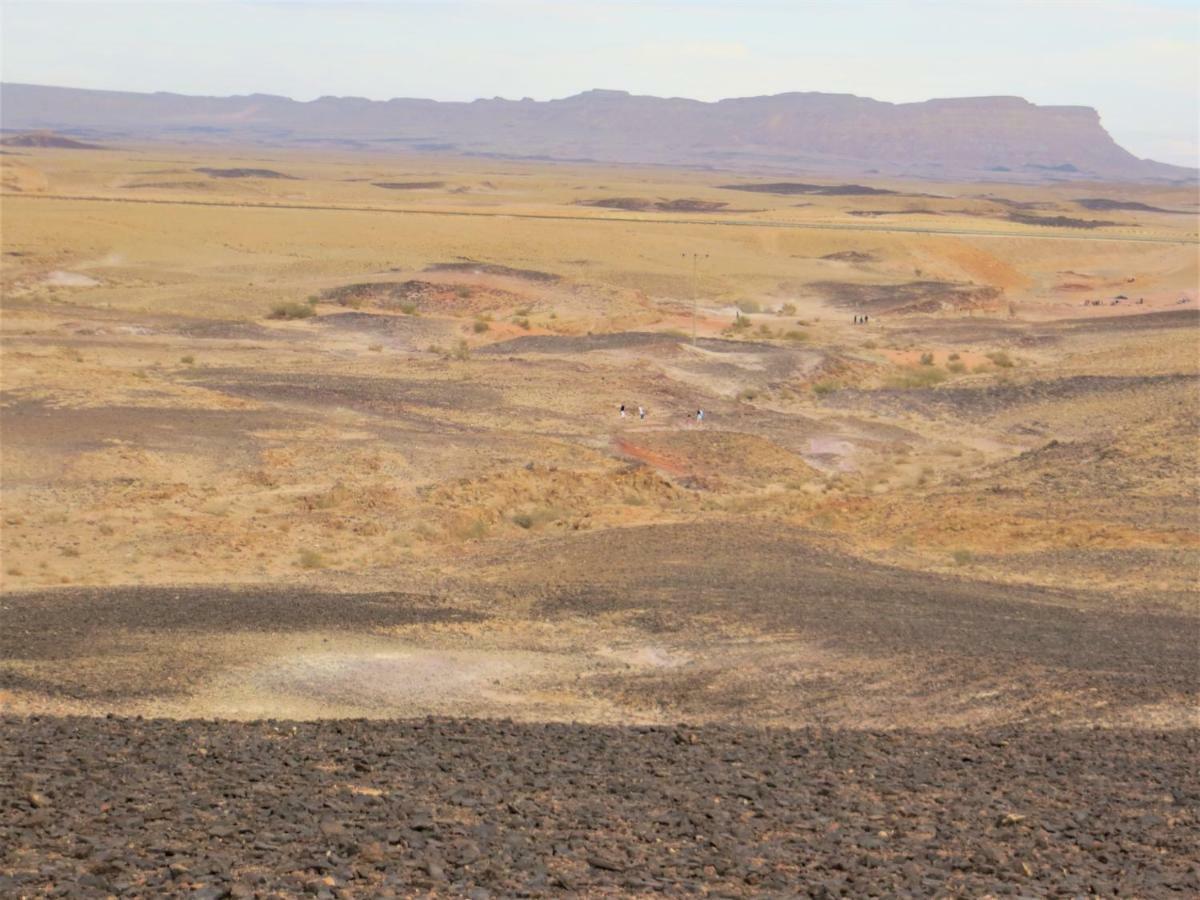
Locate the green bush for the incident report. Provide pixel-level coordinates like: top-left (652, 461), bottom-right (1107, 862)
top-left (813, 379), bottom-right (841, 397)
top-left (268, 302), bottom-right (316, 320)
top-left (919, 352), bottom-right (935, 366)
top-left (783, 330), bottom-right (809, 342)
top-left (946, 360), bottom-right (967, 374)
top-left (986, 350), bottom-right (1014, 368)
top-left (779, 302), bottom-right (797, 316)
top-left (472, 318), bottom-right (490, 333)
top-left (951, 548), bottom-right (974, 566)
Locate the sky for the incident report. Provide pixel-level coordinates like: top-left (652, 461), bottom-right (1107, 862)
top-left (2, 0), bottom-right (1197, 166)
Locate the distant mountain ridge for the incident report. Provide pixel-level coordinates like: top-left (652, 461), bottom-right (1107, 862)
top-left (1, 83), bottom-right (1192, 182)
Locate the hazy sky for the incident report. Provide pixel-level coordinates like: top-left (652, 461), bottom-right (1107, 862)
top-left (3, 0), bottom-right (1197, 165)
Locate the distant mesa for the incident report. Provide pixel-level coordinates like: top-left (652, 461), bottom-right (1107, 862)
top-left (373, 181), bottom-right (446, 190)
top-left (2, 84), bottom-right (1195, 182)
top-left (194, 167), bottom-right (299, 179)
top-left (0, 130), bottom-right (104, 149)
top-left (719, 183), bottom-right (897, 196)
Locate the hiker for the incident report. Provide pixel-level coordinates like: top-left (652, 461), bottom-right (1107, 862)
top-left (619, 404), bottom-right (626, 418)
top-left (638, 405), bottom-right (646, 420)
top-left (864, 314), bottom-right (869, 324)
top-left (697, 409), bottom-right (705, 424)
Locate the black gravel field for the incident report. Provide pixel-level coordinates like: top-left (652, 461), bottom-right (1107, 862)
top-left (2, 717), bottom-right (1196, 898)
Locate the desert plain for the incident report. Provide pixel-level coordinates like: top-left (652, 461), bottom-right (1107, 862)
top-left (1, 144), bottom-right (1198, 895)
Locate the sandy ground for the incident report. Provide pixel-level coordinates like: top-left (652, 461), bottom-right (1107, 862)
top-left (1, 145), bottom-right (1197, 729)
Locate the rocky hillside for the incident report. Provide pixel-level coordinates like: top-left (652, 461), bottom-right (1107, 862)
top-left (3, 83), bottom-right (1192, 181)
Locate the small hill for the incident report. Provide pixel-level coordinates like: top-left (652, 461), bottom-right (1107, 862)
top-left (0, 130), bottom-right (104, 149)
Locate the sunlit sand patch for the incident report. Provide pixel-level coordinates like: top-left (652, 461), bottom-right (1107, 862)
top-left (43, 270), bottom-right (101, 288)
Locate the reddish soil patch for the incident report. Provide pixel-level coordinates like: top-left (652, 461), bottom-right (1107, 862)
top-left (613, 436), bottom-right (691, 477)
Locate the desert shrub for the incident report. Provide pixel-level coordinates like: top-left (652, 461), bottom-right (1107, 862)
top-left (180, 355), bottom-right (195, 365)
top-left (268, 302), bottom-right (316, 320)
top-left (297, 548), bottom-right (327, 569)
top-left (756, 324), bottom-right (773, 337)
top-left (473, 318), bottom-right (490, 333)
top-left (779, 302), bottom-right (797, 316)
top-left (948, 352), bottom-right (961, 361)
top-left (862, 340), bottom-right (878, 349)
top-left (513, 317), bottom-right (531, 330)
top-left (452, 339), bottom-right (471, 361)
top-left (784, 330), bottom-right (809, 342)
top-left (946, 360), bottom-right (967, 374)
top-left (812, 379), bottom-right (841, 397)
top-left (510, 506), bottom-right (565, 530)
top-left (919, 352), bottom-right (935, 366)
top-left (515, 306), bottom-right (532, 317)
top-left (455, 285), bottom-right (472, 299)
top-left (951, 548), bottom-right (974, 566)
top-left (60, 546), bottom-right (80, 558)
top-left (738, 388), bottom-right (759, 402)
top-left (729, 316), bottom-right (752, 332)
top-left (368, 344), bottom-right (383, 352)
top-left (736, 299), bottom-right (761, 314)
top-left (886, 367), bottom-right (948, 389)
top-left (97, 523), bottom-right (115, 536)
top-left (986, 350), bottom-right (1014, 368)
top-left (399, 302), bottom-right (418, 315)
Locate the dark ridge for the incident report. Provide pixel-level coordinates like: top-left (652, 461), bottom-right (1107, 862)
top-left (719, 182), bottom-right (897, 196)
top-left (576, 197), bottom-right (729, 212)
top-left (1075, 198), bottom-right (1187, 214)
top-left (807, 280), bottom-right (1001, 314)
top-left (193, 167), bottom-right (299, 179)
top-left (1008, 212), bottom-right (1120, 229)
top-left (0, 586), bottom-right (483, 660)
top-left (847, 209), bottom-right (937, 217)
top-left (820, 251), bottom-right (877, 263)
top-left (425, 261), bottom-right (560, 283)
top-left (372, 181), bottom-right (446, 190)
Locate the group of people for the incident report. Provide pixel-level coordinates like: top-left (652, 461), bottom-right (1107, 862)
top-left (852, 314), bottom-right (871, 324)
top-left (619, 404), bottom-right (704, 424)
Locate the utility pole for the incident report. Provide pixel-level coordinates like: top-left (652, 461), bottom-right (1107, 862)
top-left (683, 252), bottom-right (708, 346)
